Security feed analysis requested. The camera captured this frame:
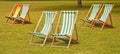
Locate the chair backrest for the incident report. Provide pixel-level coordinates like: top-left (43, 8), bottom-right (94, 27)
top-left (59, 11), bottom-right (77, 36)
top-left (99, 4), bottom-right (113, 22)
top-left (19, 4), bottom-right (29, 19)
top-left (40, 11), bottom-right (56, 35)
top-left (88, 4), bottom-right (101, 20)
top-left (13, 4), bottom-right (22, 18)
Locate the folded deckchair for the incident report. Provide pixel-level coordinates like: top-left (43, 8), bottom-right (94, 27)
top-left (29, 11), bottom-right (57, 46)
top-left (91, 4), bottom-right (114, 30)
top-left (5, 4), bottom-right (22, 23)
top-left (51, 11), bottom-right (79, 48)
top-left (81, 4), bottom-right (103, 27)
top-left (13, 4), bottom-right (31, 24)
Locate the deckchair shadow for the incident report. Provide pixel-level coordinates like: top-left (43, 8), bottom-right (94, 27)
top-left (51, 11), bottom-right (79, 48)
top-left (29, 11), bottom-right (57, 46)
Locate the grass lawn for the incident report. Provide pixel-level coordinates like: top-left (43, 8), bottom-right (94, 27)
top-left (0, 1), bottom-right (120, 54)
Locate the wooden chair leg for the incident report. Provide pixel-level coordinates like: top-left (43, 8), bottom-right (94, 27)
top-left (91, 22), bottom-right (95, 29)
top-left (12, 19), bottom-right (16, 24)
top-left (90, 21), bottom-right (94, 28)
top-left (51, 37), bottom-right (72, 48)
top-left (27, 13), bottom-right (31, 23)
top-left (42, 36), bottom-right (48, 46)
top-left (67, 37), bottom-right (72, 48)
top-left (29, 35), bottom-right (47, 46)
top-left (100, 23), bottom-right (105, 30)
top-left (6, 19), bottom-right (9, 23)
top-left (109, 14), bottom-right (113, 26)
top-left (22, 20), bottom-right (25, 25)
top-left (74, 24), bottom-right (78, 41)
top-left (82, 21), bottom-right (85, 27)
top-left (29, 36), bottom-right (34, 44)
top-left (51, 37), bottom-right (55, 47)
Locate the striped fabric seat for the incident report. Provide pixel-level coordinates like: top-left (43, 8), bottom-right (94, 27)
top-left (30, 32), bottom-right (45, 37)
top-left (53, 11), bottom-right (76, 38)
top-left (11, 4), bottom-right (22, 18)
top-left (91, 4), bottom-right (114, 30)
top-left (51, 11), bottom-right (78, 48)
top-left (30, 11), bottom-right (57, 46)
top-left (31, 11), bottom-right (56, 37)
top-left (81, 4), bottom-right (103, 27)
top-left (13, 4), bottom-right (31, 24)
top-left (5, 4), bottom-right (22, 23)
top-left (99, 4), bottom-right (113, 22)
top-left (13, 6), bottom-right (21, 18)
top-left (81, 4), bottom-right (101, 22)
top-left (16, 4), bottom-right (29, 20)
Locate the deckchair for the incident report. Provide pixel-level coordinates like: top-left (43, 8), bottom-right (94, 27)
top-left (5, 4), bottom-right (22, 23)
top-left (13, 4), bottom-right (31, 24)
top-left (91, 4), bottom-right (114, 30)
top-left (29, 11), bottom-right (57, 46)
top-left (81, 4), bottom-right (103, 27)
top-left (51, 11), bottom-right (79, 48)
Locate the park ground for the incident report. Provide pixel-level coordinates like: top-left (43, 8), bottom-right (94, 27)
top-left (0, 1), bottom-right (120, 54)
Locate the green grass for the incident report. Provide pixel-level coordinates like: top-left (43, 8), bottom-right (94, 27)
top-left (0, 1), bottom-right (120, 54)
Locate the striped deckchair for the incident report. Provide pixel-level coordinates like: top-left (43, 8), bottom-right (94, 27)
top-left (29, 11), bottom-right (57, 46)
top-left (51, 11), bottom-right (79, 48)
top-left (91, 4), bottom-right (114, 30)
top-left (13, 4), bottom-right (31, 24)
top-left (5, 4), bottom-right (22, 23)
top-left (81, 4), bottom-right (103, 27)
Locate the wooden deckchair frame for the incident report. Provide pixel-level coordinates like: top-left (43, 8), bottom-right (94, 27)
top-left (82, 4), bottom-right (103, 27)
top-left (51, 11), bottom-right (79, 48)
top-left (29, 11), bottom-right (57, 46)
top-left (91, 4), bottom-right (114, 30)
top-left (6, 4), bottom-right (17, 23)
top-left (5, 4), bottom-right (22, 23)
top-left (13, 4), bottom-right (31, 25)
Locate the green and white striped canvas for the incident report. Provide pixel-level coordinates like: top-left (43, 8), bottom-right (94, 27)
top-left (41, 11), bottom-right (56, 35)
top-left (99, 4), bottom-right (113, 22)
top-left (20, 4), bottom-right (29, 19)
top-left (53, 11), bottom-right (77, 37)
top-left (89, 4), bottom-right (101, 20)
top-left (31, 11), bottom-right (56, 37)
